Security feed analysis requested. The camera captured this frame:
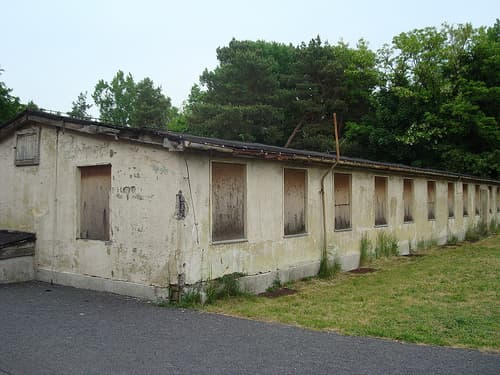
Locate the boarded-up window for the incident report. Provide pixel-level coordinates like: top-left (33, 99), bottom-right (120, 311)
top-left (79, 165), bottom-right (111, 241)
top-left (15, 128), bottom-right (40, 166)
top-left (374, 176), bottom-right (388, 226)
top-left (211, 162), bottom-right (246, 242)
top-left (403, 179), bottom-right (413, 222)
top-left (488, 186), bottom-right (492, 213)
top-left (427, 181), bottom-right (436, 220)
top-left (284, 168), bottom-right (306, 235)
top-left (448, 183), bottom-right (455, 218)
top-left (475, 185), bottom-right (480, 215)
top-left (334, 173), bottom-right (351, 230)
top-left (497, 187), bottom-right (500, 213)
top-left (463, 184), bottom-right (468, 216)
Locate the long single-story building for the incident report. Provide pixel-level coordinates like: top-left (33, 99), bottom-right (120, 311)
top-left (1, 110), bottom-right (499, 298)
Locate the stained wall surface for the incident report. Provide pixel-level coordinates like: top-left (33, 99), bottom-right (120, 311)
top-left (1, 123), bottom-right (499, 296)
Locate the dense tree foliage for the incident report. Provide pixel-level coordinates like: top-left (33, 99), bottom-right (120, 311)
top-left (188, 38), bottom-right (377, 151)
top-left (186, 21), bottom-right (499, 178)
top-left (92, 71), bottom-right (173, 128)
top-left (0, 69), bottom-right (24, 124)
top-left (344, 21), bottom-right (500, 178)
top-left (67, 91), bottom-right (92, 120)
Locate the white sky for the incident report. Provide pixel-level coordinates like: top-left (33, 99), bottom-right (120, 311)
top-left (1, 0), bottom-right (498, 115)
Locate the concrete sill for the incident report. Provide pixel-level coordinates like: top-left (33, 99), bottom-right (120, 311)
top-left (334, 228), bottom-right (352, 232)
top-left (211, 238), bottom-right (248, 246)
top-left (283, 233), bottom-right (309, 239)
top-left (403, 221), bottom-right (414, 225)
top-left (374, 224), bottom-right (389, 228)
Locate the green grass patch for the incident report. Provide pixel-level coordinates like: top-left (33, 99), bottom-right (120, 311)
top-left (204, 235), bottom-right (500, 352)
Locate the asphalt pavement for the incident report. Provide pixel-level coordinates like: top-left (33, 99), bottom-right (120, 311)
top-left (0, 281), bottom-right (498, 374)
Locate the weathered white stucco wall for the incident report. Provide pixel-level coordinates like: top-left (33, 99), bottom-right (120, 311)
top-left (1, 122), bottom-right (499, 297)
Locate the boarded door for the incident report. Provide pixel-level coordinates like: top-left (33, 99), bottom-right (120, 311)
top-left (80, 165), bottom-right (111, 240)
top-left (211, 162), bottom-right (246, 242)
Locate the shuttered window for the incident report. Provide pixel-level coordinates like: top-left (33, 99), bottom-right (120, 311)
top-left (284, 168), bottom-right (307, 235)
top-left (15, 129), bottom-right (40, 166)
top-left (79, 165), bottom-right (111, 241)
top-left (211, 162), bottom-right (246, 242)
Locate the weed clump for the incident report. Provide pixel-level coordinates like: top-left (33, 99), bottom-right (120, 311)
top-left (359, 233), bottom-right (373, 265)
top-left (266, 274), bottom-right (283, 293)
top-left (447, 234), bottom-right (459, 245)
top-left (374, 231), bottom-right (399, 258)
top-left (318, 257), bottom-right (341, 279)
top-left (206, 272), bottom-right (246, 304)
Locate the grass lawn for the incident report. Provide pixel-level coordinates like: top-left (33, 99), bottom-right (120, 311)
top-left (204, 235), bottom-right (500, 352)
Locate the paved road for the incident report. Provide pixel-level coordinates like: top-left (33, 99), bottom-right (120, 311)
top-left (0, 282), bottom-right (498, 375)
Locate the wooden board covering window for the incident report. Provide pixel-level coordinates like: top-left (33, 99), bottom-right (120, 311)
top-left (448, 183), bottom-right (455, 218)
top-left (80, 165), bottom-right (111, 241)
top-left (463, 184), bottom-right (468, 216)
top-left (374, 177), bottom-right (388, 226)
top-left (334, 173), bottom-right (351, 230)
top-left (427, 181), bottom-right (436, 220)
top-left (497, 187), bottom-right (500, 213)
top-left (475, 185), bottom-right (480, 215)
top-left (403, 179), bottom-right (414, 222)
top-left (284, 168), bottom-right (306, 235)
top-left (211, 162), bottom-right (246, 242)
top-left (15, 129), bottom-right (40, 166)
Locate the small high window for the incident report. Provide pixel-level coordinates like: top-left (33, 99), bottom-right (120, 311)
top-left (374, 176), bottom-right (388, 226)
top-left (463, 184), bottom-right (468, 216)
top-left (403, 179), bottom-right (414, 223)
top-left (283, 168), bottom-right (307, 236)
top-left (334, 173), bottom-right (351, 230)
top-left (448, 182), bottom-right (455, 218)
top-left (79, 165), bottom-right (111, 241)
top-left (211, 162), bottom-right (246, 242)
top-left (427, 181), bottom-right (436, 220)
top-left (15, 128), bottom-right (40, 166)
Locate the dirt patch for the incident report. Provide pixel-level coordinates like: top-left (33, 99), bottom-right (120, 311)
top-left (348, 267), bottom-right (377, 274)
top-left (259, 287), bottom-right (297, 298)
top-left (403, 253), bottom-right (426, 257)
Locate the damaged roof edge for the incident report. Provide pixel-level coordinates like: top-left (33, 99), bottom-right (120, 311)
top-left (1, 109), bottom-right (499, 185)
